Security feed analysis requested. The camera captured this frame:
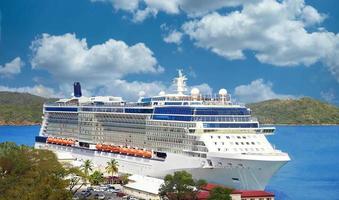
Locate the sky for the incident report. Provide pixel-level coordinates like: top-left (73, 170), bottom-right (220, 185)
top-left (0, 0), bottom-right (338, 104)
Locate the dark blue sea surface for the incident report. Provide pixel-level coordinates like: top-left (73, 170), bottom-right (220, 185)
top-left (0, 125), bottom-right (338, 199)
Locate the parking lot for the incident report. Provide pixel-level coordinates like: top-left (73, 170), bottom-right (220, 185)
top-left (72, 184), bottom-right (138, 200)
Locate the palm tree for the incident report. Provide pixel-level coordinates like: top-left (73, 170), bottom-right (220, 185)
top-left (80, 159), bottom-right (93, 183)
top-left (105, 159), bottom-right (119, 177)
top-left (89, 170), bottom-right (104, 185)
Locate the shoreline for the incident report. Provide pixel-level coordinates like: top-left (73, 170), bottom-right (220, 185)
top-left (0, 123), bottom-right (41, 126)
top-left (262, 124), bottom-right (339, 126)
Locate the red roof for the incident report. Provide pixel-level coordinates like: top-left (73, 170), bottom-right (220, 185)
top-left (199, 183), bottom-right (274, 199)
top-left (201, 183), bottom-right (232, 191)
top-left (233, 190), bottom-right (275, 198)
top-left (196, 191), bottom-right (210, 200)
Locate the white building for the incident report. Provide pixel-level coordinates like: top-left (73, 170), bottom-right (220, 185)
top-left (123, 174), bottom-right (164, 200)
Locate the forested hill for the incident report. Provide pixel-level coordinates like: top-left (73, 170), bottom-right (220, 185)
top-left (0, 92), bottom-right (56, 125)
top-left (247, 97), bottom-right (339, 125)
top-left (0, 92), bottom-right (338, 125)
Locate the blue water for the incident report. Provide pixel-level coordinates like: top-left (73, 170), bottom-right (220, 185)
top-left (0, 125), bottom-right (338, 199)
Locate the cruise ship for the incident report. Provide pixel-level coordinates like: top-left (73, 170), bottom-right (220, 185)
top-left (35, 71), bottom-right (290, 190)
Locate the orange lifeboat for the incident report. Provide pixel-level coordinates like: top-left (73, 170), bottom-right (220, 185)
top-left (48, 137), bottom-right (54, 144)
top-left (129, 148), bottom-right (137, 156)
top-left (60, 139), bottom-right (66, 145)
top-left (54, 138), bottom-right (60, 144)
top-left (135, 150), bottom-right (144, 157)
top-left (101, 144), bottom-right (109, 152)
top-left (111, 146), bottom-right (120, 153)
top-left (120, 147), bottom-right (129, 154)
top-left (126, 149), bottom-right (134, 155)
top-left (66, 140), bottom-right (73, 146)
top-left (96, 144), bottom-right (103, 151)
top-left (144, 151), bottom-right (152, 158)
top-left (108, 145), bottom-right (115, 152)
top-left (47, 137), bottom-right (52, 143)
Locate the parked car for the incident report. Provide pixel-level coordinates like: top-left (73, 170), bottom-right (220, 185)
top-left (82, 191), bottom-right (91, 197)
top-left (94, 193), bottom-right (105, 200)
top-left (107, 188), bottom-right (121, 193)
top-left (117, 192), bottom-right (127, 197)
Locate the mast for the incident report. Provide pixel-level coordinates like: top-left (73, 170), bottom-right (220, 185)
top-left (174, 69), bottom-right (187, 95)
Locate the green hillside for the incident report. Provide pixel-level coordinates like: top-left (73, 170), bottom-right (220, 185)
top-left (0, 92), bottom-right (56, 125)
top-left (247, 97), bottom-right (339, 124)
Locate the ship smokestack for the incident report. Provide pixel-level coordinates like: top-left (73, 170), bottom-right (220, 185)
top-left (73, 82), bottom-right (82, 97)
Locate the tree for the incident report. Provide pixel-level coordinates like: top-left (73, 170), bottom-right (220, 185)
top-left (207, 187), bottom-right (232, 200)
top-left (0, 142), bottom-right (72, 200)
top-left (120, 173), bottom-right (130, 185)
top-left (64, 165), bottom-right (87, 194)
top-left (159, 170), bottom-right (206, 200)
top-left (89, 170), bottom-right (104, 185)
top-left (105, 159), bottom-right (119, 177)
top-left (81, 159), bottom-right (93, 183)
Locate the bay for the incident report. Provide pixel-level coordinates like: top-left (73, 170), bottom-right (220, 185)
top-left (0, 125), bottom-right (338, 200)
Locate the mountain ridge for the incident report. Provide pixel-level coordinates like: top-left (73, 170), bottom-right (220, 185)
top-left (247, 97), bottom-right (339, 125)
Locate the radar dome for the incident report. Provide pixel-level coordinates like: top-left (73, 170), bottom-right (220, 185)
top-left (138, 91), bottom-right (146, 97)
top-left (219, 88), bottom-right (227, 96)
top-left (191, 88), bottom-right (200, 96)
top-left (159, 91), bottom-right (166, 96)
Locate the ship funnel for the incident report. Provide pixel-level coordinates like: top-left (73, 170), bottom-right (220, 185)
top-left (73, 82), bottom-right (82, 97)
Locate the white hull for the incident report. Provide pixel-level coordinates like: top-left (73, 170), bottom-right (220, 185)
top-left (35, 142), bottom-right (288, 190)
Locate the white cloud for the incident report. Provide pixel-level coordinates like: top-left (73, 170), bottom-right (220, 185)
top-left (98, 79), bottom-right (166, 101)
top-left (0, 57), bottom-right (24, 77)
top-left (89, 0), bottom-right (339, 82)
top-left (234, 79), bottom-right (295, 103)
top-left (189, 83), bottom-right (213, 95)
top-left (90, 0), bottom-right (252, 21)
top-left (320, 89), bottom-right (337, 104)
top-left (29, 33), bottom-right (171, 100)
top-left (163, 30), bottom-right (183, 44)
top-left (0, 84), bottom-right (58, 98)
top-left (182, 0), bottom-right (339, 81)
top-left (133, 7), bottom-right (158, 22)
top-left (91, 0), bottom-right (139, 11)
top-left (30, 33), bottom-right (163, 92)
